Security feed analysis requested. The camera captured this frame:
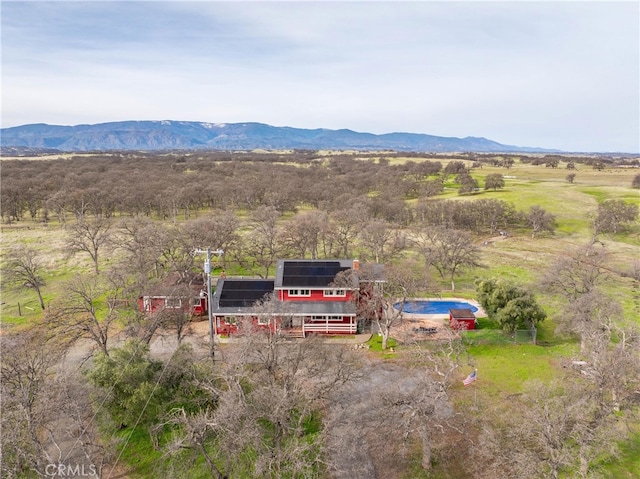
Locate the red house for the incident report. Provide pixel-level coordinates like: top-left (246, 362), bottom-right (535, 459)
top-left (212, 279), bottom-right (276, 335)
top-left (449, 308), bottom-right (477, 331)
top-left (274, 259), bottom-right (357, 336)
top-left (212, 259), bottom-right (382, 337)
top-left (137, 272), bottom-right (208, 317)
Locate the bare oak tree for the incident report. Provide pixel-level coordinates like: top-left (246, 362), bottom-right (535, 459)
top-left (0, 329), bottom-right (68, 477)
top-left (280, 210), bottom-right (329, 259)
top-left (347, 260), bottom-right (425, 350)
top-left (66, 217), bottom-right (113, 274)
top-left (481, 379), bottom-right (622, 479)
top-left (527, 205), bottom-right (556, 238)
top-left (1, 328), bottom-right (111, 478)
top-left (45, 273), bottom-right (121, 356)
top-left (117, 215), bottom-right (169, 279)
top-left (230, 205), bottom-right (283, 278)
top-left (592, 199), bottom-right (639, 242)
top-left (325, 358), bottom-right (460, 477)
top-left (579, 315), bottom-right (640, 414)
top-left (540, 243), bottom-right (608, 301)
top-left (554, 289), bottom-right (620, 353)
top-left (180, 210), bottom-right (240, 268)
top-left (358, 219), bottom-right (406, 264)
top-left (3, 245), bottom-right (47, 310)
top-left (330, 206), bottom-right (369, 259)
top-left (160, 304), bottom-right (361, 478)
top-left (414, 227), bottom-right (481, 291)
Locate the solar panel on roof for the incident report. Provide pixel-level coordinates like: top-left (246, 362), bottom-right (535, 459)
top-left (218, 280), bottom-right (274, 308)
top-left (282, 261), bottom-right (349, 287)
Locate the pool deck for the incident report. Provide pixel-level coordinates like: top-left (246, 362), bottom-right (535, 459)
top-left (399, 297), bottom-right (487, 323)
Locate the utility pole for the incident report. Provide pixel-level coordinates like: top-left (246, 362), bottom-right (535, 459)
top-left (194, 248), bottom-right (224, 359)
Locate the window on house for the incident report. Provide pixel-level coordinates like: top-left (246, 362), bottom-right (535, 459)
top-left (323, 289), bottom-right (346, 297)
top-left (165, 297), bottom-right (182, 308)
top-left (311, 315), bottom-right (343, 321)
top-left (224, 316), bottom-right (237, 325)
top-left (257, 315), bottom-right (270, 325)
top-left (288, 289), bottom-right (311, 297)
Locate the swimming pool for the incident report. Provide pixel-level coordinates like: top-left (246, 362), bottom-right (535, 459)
top-left (396, 299), bottom-right (479, 315)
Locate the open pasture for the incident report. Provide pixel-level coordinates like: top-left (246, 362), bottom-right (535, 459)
top-left (1, 151), bottom-right (638, 478)
top-left (2, 153), bottom-right (638, 325)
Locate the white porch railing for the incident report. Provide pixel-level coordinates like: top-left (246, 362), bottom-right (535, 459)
top-left (303, 322), bottom-right (357, 334)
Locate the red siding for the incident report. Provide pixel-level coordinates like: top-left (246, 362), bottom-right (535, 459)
top-left (449, 317), bottom-right (476, 330)
top-left (279, 289), bottom-right (354, 302)
top-left (191, 297), bottom-right (207, 316)
top-left (138, 295), bottom-right (207, 317)
top-left (215, 316), bottom-right (278, 336)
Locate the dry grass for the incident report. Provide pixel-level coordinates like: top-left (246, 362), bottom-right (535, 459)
top-left (1, 222), bottom-right (96, 326)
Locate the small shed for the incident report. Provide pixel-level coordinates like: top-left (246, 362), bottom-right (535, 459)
top-left (449, 308), bottom-right (477, 330)
top-left (137, 272), bottom-right (207, 317)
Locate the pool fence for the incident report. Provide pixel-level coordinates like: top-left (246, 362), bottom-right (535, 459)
top-left (460, 326), bottom-right (537, 345)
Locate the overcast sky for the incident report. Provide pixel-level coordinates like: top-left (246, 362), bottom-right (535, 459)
top-left (2, 1), bottom-right (638, 152)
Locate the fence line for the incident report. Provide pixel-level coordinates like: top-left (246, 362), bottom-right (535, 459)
top-left (460, 327), bottom-right (537, 345)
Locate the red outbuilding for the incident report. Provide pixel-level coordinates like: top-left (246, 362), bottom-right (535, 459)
top-left (137, 272), bottom-right (208, 317)
top-left (449, 308), bottom-right (477, 330)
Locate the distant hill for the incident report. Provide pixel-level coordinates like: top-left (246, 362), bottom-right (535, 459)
top-left (0, 120), bottom-right (560, 153)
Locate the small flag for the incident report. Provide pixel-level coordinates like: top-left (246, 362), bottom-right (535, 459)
top-left (463, 369), bottom-right (477, 386)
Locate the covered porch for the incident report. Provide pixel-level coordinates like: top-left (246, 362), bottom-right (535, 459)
top-left (282, 301), bottom-right (357, 337)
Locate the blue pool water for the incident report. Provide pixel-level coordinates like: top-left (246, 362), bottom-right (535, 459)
top-left (396, 300), bottom-right (479, 315)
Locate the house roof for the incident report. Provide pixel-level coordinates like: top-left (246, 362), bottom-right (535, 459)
top-left (212, 279), bottom-right (275, 314)
top-left (274, 259), bottom-right (354, 289)
top-left (281, 301), bottom-right (356, 317)
top-left (449, 308), bottom-right (476, 319)
top-left (213, 281), bottom-right (355, 317)
top-left (141, 271), bottom-right (205, 298)
top-left (214, 259), bottom-right (384, 317)
top-left (356, 263), bottom-right (386, 283)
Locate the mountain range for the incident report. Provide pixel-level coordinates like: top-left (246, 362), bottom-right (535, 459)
top-left (0, 120), bottom-right (560, 153)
